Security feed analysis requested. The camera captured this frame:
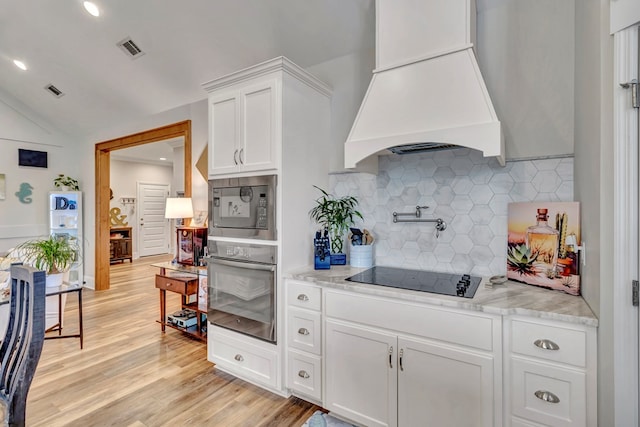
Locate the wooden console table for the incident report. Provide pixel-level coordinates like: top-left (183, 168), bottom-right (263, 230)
top-left (152, 262), bottom-right (207, 342)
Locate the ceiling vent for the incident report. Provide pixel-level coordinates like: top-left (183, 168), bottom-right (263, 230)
top-left (44, 84), bottom-right (64, 98)
top-left (117, 37), bottom-right (145, 59)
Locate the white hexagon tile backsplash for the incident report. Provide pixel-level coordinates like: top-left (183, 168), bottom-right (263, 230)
top-left (330, 148), bottom-right (574, 277)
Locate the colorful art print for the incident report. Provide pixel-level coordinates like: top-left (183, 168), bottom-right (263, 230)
top-left (507, 202), bottom-right (581, 296)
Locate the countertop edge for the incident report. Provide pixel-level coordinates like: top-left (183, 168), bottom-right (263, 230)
top-left (284, 267), bottom-right (598, 328)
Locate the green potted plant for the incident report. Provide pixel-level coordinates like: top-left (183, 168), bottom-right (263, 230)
top-left (15, 235), bottom-right (80, 287)
top-left (309, 186), bottom-right (363, 264)
top-left (53, 174), bottom-right (80, 191)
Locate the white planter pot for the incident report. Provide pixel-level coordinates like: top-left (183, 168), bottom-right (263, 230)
top-left (46, 272), bottom-right (64, 288)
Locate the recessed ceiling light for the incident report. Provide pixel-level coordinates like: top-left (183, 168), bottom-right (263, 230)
top-left (83, 1), bottom-right (100, 17)
top-left (13, 60), bottom-right (27, 71)
top-left (159, 157), bottom-right (167, 161)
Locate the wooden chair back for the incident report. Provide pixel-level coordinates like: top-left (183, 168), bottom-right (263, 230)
top-left (0, 265), bottom-right (45, 427)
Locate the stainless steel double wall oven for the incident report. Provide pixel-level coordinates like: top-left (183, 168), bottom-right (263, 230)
top-left (206, 175), bottom-right (278, 343)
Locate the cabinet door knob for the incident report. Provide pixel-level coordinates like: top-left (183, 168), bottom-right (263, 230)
top-left (233, 149), bottom-right (239, 165)
top-left (234, 354), bottom-right (244, 362)
top-left (298, 370), bottom-right (310, 379)
top-left (534, 339), bottom-right (560, 350)
top-left (297, 294), bottom-right (309, 302)
top-left (298, 328), bottom-right (310, 336)
top-left (534, 390), bottom-right (560, 403)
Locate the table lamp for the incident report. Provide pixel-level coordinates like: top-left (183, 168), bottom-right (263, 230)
top-left (165, 197), bottom-right (194, 262)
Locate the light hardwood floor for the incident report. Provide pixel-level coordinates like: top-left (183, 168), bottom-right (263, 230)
top-left (27, 255), bottom-right (320, 426)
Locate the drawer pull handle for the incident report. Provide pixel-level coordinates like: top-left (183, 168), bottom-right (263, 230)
top-left (298, 370), bottom-right (310, 379)
top-left (534, 339), bottom-right (560, 351)
top-left (399, 348), bottom-right (404, 371)
top-left (298, 328), bottom-right (310, 336)
top-left (234, 354), bottom-right (244, 362)
top-left (297, 294), bottom-right (309, 302)
top-left (534, 390), bottom-right (560, 404)
top-left (389, 346), bottom-right (393, 369)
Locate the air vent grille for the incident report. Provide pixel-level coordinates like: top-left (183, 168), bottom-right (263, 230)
top-left (388, 143), bottom-right (460, 155)
top-left (44, 84), bottom-right (64, 98)
top-left (117, 37), bottom-right (145, 59)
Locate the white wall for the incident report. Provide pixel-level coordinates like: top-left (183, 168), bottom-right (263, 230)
top-left (573, 1), bottom-right (614, 425)
top-left (477, 0), bottom-right (576, 160)
top-left (0, 90), bottom-right (81, 252)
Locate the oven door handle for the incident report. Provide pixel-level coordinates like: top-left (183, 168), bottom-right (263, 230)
top-left (208, 257), bottom-right (276, 272)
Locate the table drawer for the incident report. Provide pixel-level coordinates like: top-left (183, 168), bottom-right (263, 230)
top-left (511, 318), bottom-right (587, 367)
top-left (287, 280), bottom-right (321, 311)
top-left (288, 307), bottom-right (321, 355)
top-left (511, 358), bottom-right (586, 426)
top-left (288, 350), bottom-right (322, 402)
top-left (155, 275), bottom-right (198, 295)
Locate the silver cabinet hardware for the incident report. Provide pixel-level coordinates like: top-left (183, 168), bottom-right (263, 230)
top-left (239, 148), bottom-right (244, 164)
top-left (297, 294), bottom-right (309, 302)
top-left (298, 370), bottom-right (310, 379)
top-left (620, 79), bottom-right (639, 108)
top-left (534, 390), bottom-right (560, 404)
top-left (399, 348), bottom-right (404, 371)
top-left (389, 346), bottom-right (393, 369)
top-left (534, 339), bottom-right (560, 351)
top-left (298, 328), bottom-right (310, 336)
top-left (233, 149), bottom-right (239, 165)
top-left (234, 354), bottom-right (244, 362)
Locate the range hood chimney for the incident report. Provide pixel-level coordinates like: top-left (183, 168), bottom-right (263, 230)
top-left (345, 0), bottom-right (504, 168)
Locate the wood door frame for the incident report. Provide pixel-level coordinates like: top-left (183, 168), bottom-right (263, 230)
top-left (95, 120), bottom-right (192, 291)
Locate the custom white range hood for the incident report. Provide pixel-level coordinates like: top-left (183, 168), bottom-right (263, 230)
top-left (344, 0), bottom-right (504, 168)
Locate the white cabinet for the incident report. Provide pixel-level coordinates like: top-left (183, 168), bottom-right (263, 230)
top-left (208, 325), bottom-right (279, 390)
top-left (286, 280), bottom-right (323, 403)
top-left (324, 290), bottom-right (501, 427)
top-left (48, 191), bottom-right (82, 285)
top-left (208, 80), bottom-right (277, 176)
top-left (505, 317), bottom-right (597, 427)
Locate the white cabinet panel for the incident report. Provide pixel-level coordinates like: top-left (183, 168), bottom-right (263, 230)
top-left (325, 319), bottom-right (397, 427)
top-left (287, 350), bottom-right (322, 402)
top-left (511, 359), bottom-right (586, 427)
top-left (287, 307), bottom-right (321, 355)
top-left (209, 93), bottom-right (239, 175)
top-left (241, 81), bottom-right (277, 171)
top-left (398, 336), bottom-right (495, 427)
top-left (511, 318), bottom-right (587, 367)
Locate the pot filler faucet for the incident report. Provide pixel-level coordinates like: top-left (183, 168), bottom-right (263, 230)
top-left (392, 206), bottom-right (447, 238)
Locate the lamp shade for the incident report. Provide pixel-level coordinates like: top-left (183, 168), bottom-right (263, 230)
top-left (165, 197), bottom-right (194, 219)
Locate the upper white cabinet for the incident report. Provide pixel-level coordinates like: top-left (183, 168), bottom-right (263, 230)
top-left (204, 57), bottom-right (331, 178)
top-left (208, 80), bottom-right (277, 175)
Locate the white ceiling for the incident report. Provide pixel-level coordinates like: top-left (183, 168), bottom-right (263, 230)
top-left (0, 0), bottom-right (375, 140)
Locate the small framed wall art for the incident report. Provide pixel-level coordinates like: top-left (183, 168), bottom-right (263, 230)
top-left (507, 202), bottom-right (581, 296)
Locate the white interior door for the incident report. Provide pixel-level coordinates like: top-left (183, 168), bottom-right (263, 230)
top-left (137, 183), bottom-right (170, 257)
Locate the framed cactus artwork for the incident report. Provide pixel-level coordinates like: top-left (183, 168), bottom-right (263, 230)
top-left (507, 202), bottom-right (581, 296)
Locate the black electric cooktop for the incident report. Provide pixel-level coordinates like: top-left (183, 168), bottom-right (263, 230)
top-left (345, 266), bottom-right (482, 298)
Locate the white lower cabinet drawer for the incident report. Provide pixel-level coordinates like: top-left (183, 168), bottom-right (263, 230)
top-left (287, 350), bottom-right (322, 402)
top-left (511, 417), bottom-right (546, 427)
top-left (288, 307), bottom-right (321, 355)
top-left (208, 329), bottom-right (278, 389)
top-left (511, 358), bottom-right (586, 426)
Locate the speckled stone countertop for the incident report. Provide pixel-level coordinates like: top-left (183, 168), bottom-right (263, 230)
top-left (285, 266), bottom-right (598, 327)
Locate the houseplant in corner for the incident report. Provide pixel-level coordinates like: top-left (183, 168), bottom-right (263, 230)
top-left (15, 235), bottom-right (80, 287)
top-left (53, 174), bottom-right (80, 191)
top-left (309, 186), bottom-right (363, 265)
